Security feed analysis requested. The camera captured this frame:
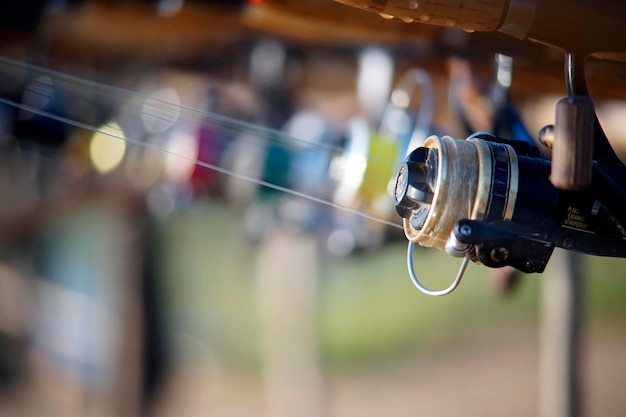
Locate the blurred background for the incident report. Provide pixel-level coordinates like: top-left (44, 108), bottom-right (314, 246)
top-left (0, 1), bottom-right (625, 416)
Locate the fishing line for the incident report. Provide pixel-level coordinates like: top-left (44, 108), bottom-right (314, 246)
top-left (0, 56), bottom-right (349, 155)
top-left (0, 94), bottom-right (403, 230)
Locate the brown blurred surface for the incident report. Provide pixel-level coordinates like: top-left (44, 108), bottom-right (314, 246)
top-left (2, 324), bottom-right (624, 417)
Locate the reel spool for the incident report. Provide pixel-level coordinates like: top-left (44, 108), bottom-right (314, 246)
top-left (395, 134), bottom-right (518, 253)
top-left (393, 134), bottom-right (520, 295)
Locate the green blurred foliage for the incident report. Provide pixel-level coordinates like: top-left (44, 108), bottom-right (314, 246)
top-left (155, 201), bottom-right (626, 372)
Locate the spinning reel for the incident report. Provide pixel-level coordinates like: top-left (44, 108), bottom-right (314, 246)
top-left (335, 0), bottom-right (626, 296)
top-left (393, 54), bottom-right (626, 296)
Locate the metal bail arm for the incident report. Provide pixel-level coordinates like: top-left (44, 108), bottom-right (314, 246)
top-left (406, 241), bottom-right (470, 296)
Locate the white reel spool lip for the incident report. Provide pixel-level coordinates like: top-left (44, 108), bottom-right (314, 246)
top-left (402, 135), bottom-right (479, 249)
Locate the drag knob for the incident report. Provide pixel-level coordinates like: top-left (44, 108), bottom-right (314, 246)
top-left (393, 147), bottom-right (435, 218)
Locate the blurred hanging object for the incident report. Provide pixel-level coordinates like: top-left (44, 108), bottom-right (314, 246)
top-left (189, 87), bottom-right (229, 197)
top-left (379, 67), bottom-right (435, 154)
top-left (14, 74), bottom-right (69, 151)
top-left (249, 38), bottom-right (287, 92)
top-left (223, 39), bottom-right (295, 210)
top-left (89, 121), bottom-right (127, 174)
top-left (284, 109), bottom-right (339, 202)
top-left (330, 47), bottom-right (395, 253)
top-left (231, 39), bottom-right (341, 245)
top-left (356, 47), bottom-right (394, 124)
top-left (335, 47), bottom-right (396, 214)
top-left (331, 55), bottom-right (436, 254)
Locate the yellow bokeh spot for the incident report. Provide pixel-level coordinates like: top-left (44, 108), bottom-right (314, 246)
top-left (90, 122), bottom-right (127, 174)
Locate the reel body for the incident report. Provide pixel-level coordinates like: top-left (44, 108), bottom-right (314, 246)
top-left (394, 134), bottom-right (626, 274)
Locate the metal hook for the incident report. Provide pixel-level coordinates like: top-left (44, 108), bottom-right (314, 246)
top-left (406, 241), bottom-right (470, 296)
top-left (379, 68), bottom-right (435, 155)
top-left (565, 52), bottom-right (589, 97)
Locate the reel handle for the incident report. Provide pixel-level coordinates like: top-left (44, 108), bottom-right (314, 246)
top-left (550, 96), bottom-right (594, 190)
